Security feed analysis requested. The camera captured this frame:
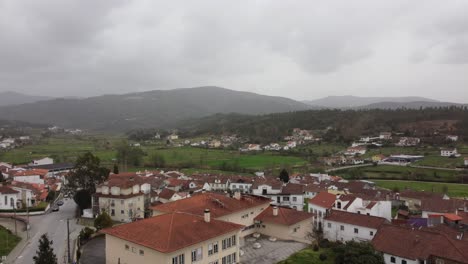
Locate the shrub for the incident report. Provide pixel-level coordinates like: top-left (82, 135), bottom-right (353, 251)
top-left (319, 239), bottom-right (331, 248)
top-left (79, 227), bottom-right (94, 241)
top-left (319, 253), bottom-right (327, 261)
top-left (313, 244), bottom-right (319, 251)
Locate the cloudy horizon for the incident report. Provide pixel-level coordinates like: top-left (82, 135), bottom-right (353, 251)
top-left (1, 1), bottom-right (468, 103)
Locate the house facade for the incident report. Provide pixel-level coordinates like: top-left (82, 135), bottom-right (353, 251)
top-left (308, 192), bottom-right (336, 227)
top-left (323, 210), bottom-right (386, 242)
top-left (103, 211), bottom-right (242, 264)
top-left (0, 186), bottom-right (19, 210)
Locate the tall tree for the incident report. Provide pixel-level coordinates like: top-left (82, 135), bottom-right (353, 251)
top-left (94, 212), bottom-right (113, 230)
top-left (279, 169), bottom-right (289, 183)
top-left (33, 234), bottom-right (58, 264)
top-left (67, 152), bottom-right (110, 193)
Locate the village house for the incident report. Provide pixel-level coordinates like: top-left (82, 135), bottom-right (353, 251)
top-left (396, 137), bottom-right (421, 147)
top-left (440, 148), bottom-right (460, 157)
top-left (10, 181), bottom-right (43, 207)
top-left (323, 210), bottom-right (387, 243)
top-left (254, 206), bottom-right (314, 244)
top-left (157, 188), bottom-right (188, 203)
top-left (93, 173), bottom-right (152, 222)
top-left (372, 225), bottom-right (468, 264)
top-left (229, 177), bottom-right (253, 194)
top-left (372, 154), bottom-right (386, 163)
top-left (334, 194), bottom-right (392, 220)
top-left (152, 192), bottom-right (271, 239)
top-left (12, 169), bottom-right (48, 185)
top-left (308, 192), bottom-right (336, 227)
top-left (397, 190), bottom-right (447, 211)
top-left (446, 135), bottom-right (459, 142)
top-left (0, 186), bottom-right (19, 210)
top-left (379, 132), bottom-right (392, 140)
top-left (203, 177), bottom-right (231, 192)
top-left (251, 179), bottom-right (283, 196)
top-left (102, 210), bottom-right (243, 264)
top-left (420, 198), bottom-right (466, 218)
top-left (29, 157), bottom-right (54, 166)
top-left (344, 146), bottom-right (367, 156)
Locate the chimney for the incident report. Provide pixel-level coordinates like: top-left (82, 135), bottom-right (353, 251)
top-left (234, 191), bottom-right (241, 200)
top-left (273, 206), bottom-right (279, 216)
top-left (204, 209), bottom-right (211, 223)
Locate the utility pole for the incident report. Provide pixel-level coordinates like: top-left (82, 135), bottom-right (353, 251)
top-left (26, 198), bottom-right (30, 239)
top-left (67, 218), bottom-right (71, 264)
top-left (14, 206), bottom-right (17, 235)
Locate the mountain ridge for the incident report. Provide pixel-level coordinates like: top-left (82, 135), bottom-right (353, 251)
top-left (0, 91), bottom-right (54, 106)
top-left (303, 95), bottom-right (439, 108)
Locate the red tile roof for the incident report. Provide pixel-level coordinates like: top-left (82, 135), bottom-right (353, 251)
top-left (12, 169), bottom-right (48, 177)
top-left (158, 188), bottom-right (176, 200)
top-left (309, 192), bottom-right (336, 209)
top-left (102, 212), bottom-right (243, 253)
top-left (151, 192), bottom-right (270, 218)
top-left (325, 210), bottom-right (387, 229)
top-left (372, 225), bottom-right (468, 263)
top-left (255, 206), bottom-right (313, 226)
top-left (281, 183), bottom-right (304, 195)
top-left (421, 198), bottom-right (465, 213)
top-left (0, 186), bottom-right (19, 194)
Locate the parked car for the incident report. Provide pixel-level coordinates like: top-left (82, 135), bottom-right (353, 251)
top-left (52, 206), bottom-right (59, 212)
top-left (57, 200), bottom-right (64, 206)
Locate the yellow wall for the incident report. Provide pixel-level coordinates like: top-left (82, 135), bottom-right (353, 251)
top-left (105, 230), bottom-right (240, 264)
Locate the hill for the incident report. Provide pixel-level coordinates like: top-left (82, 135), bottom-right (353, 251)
top-left (0, 91), bottom-right (53, 106)
top-left (357, 101), bottom-right (467, 110)
top-left (0, 86), bottom-right (310, 131)
top-left (303, 95), bottom-right (438, 108)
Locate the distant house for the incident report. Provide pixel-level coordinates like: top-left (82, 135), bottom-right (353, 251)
top-left (344, 146), bottom-right (367, 156)
top-left (29, 157), bottom-right (54, 166)
top-left (396, 137), bottom-right (420, 147)
top-left (167, 133), bottom-right (179, 140)
top-left (12, 169), bottom-right (47, 185)
top-left (446, 135), bottom-right (459, 142)
top-left (441, 148), bottom-right (460, 157)
top-left (379, 132), bottom-right (392, 140)
top-left (334, 194), bottom-right (392, 220)
top-left (371, 154), bottom-right (386, 162)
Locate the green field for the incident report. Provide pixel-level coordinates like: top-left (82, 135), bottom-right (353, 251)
top-left (0, 225), bottom-right (21, 257)
top-left (145, 147), bottom-right (308, 171)
top-left (373, 180), bottom-right (468, 198)
top-left (277, 247), bottom-right (335, 264)
top-left (336, 165), bottom-right (463, 183)
top-left (414, 155), bottom-right (464, 168)
top-left (0, 135), bottom-right (120, 165)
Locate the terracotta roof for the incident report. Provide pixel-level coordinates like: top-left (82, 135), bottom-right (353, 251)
top-left (102, 212), bottom-right (243, 253)
top-left (158, 188), bottom-right (176, 200)
top-left (421, 198), bottom-right (465, 213)
top-left (372, 225), bottom-right (468, 263)
top-left (0, 186), bottom-right (19, 194)
top-left (255, 206), bottom-right (313, 226)
top-left (100, 173), bottom-right (151, 189)
top-left (12, 169), bottom-right (48, 177)
top-left (280, 183), bottom-right (304, 195)
top-left (151, 192), bottom-right (270, 218)
top-left (400, 190), bottom-right (443, 200)
top-left (309, 192), bottom-right (336, 209)
top-left (325, 210), bottom-right (386, 229)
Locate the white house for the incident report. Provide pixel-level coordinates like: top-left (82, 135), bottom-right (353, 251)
top-left (323, 210), bottom-right (386, 242)
top-left (12, 170), bottom-right (45, 185)
top-left (252, 179), bottom-right (283, 196)
top-left (269, 183), bottom-right (305, 211)
top-left (0, 186), bottom-right (19, 210)
top-left (334, 194), bottom-right (392, 221)
top-left (308, 192), bottom-right (336, 227)
top-left (446, 135), bottom-right (459, 142)
top-left (30, 157), bottom-right (54, 166)
top-left (229, 178), bottom-right (253, 194)
top-left (441, 148), bottom-right (460, 157)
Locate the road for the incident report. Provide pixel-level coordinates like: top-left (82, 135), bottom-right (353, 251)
top-left (325, 163), bottom-right (373, 172)
top-left (7, 199), bottom-right (81, 264)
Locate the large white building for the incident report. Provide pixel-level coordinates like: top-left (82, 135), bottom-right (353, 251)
top-left (323, 210), bottom-right (386, 242)
top-left (0, 186), bottom-right (19, 210)
top-left (308, 192), bottom-right (336, 227)
top-left (334, 194), bottom-right (392, 221)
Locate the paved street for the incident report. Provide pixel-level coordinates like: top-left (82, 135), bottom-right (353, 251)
top-left (6, 199), bottom-right (82, 264)
top-left (80, 236), bottom-right (105, 264)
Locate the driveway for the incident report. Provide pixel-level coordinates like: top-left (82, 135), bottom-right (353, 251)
top-left (241, 235), bottom-right (308, 264)
top-left (80, 236), bottom-right (105, 264)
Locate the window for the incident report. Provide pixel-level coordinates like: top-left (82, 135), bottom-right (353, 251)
top-left (131, 247), bottom-right (136, 253)
top-left (262, 188), bottom-right (267, 195)
top-left (121, 199), bottom-right (124, 205)
top-left (222, 236), bottom-right (235, 250)
top-left (340, 225), bottom-right (344, 231)
top-left (390, 256), bottom-right (396, 263)
top-left (327, 223), bottom-right (331, 228)
top-left (370, 231), bottom-right (374, 236)
top-left (337, 202), bottom-right (341, 209)
top-left (125, 244), bottom-right (129, 250)
top-left (209, 261), bottom-right (219, 264)
top-left (222, 253), bottom-right (237, 264)
top-left (111, 209), bottom-right (115, 216)
top-left (191, 247), bottom-right (203, 262)
top-left (292, 197), bottom-right (297, 202)
top-left (208, 242), bottom-right (218, 256)
top-left (354, 228), bottom-right (358, 234)
top-left (283, 197), bottom-right (290, 202)
top-left (231, 235), bottom-right (236, 246)
top-left (139, 249), bottom-right (144, 256)
top-left (172, 254), bottom-right (185, 264)
top-left (357, 211), bottom-right (361, 214)
top-left (4, 196), bottom-right (7, 206)
top-left (121, 210), bottom-right (124, 214)
top-left (401, 261), bottom-right (407, 264)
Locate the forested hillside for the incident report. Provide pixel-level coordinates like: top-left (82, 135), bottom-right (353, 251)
top-left (178, 107), bottom-right (468, 143)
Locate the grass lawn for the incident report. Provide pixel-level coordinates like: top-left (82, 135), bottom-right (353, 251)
top-left (373, 180), bottom-right (468, 197)
top-left (414, 155), bottom-right (464, 168)
top-left (277, 247), bottom-right (335, 264)
top-left (0, 225), bottom-right (21, 257)
top-left (336, 165), bottom-right (461, 183)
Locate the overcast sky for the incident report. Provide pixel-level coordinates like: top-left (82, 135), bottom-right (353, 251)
top-left (1, 1), bottom-right (467, 102)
